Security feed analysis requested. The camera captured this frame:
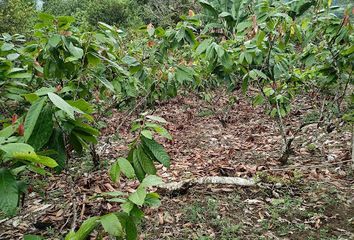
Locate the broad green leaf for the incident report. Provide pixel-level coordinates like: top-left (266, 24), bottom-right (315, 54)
top-left (109, 162), bottom-right (120, 183)
top-left (128, 186), bottom-right (146, 206)
top-left (48, 35), bottom-right (61, 47)
top-left (196, 39), bottom-right (213, 55)
top-left (7, 53), bottom-right (20, 61)
top-left (25, 103), bottom-right (54, 150)
top-left (48, 93), bottom-right (75, 119)
top-left (175, 66), bottom-right (195, 83)
top-left (126, 216), bottom-right (138, 240)
top-left (118, 158), bottom-right (135, 179)
top-left (70, 216), bottom-right (100, 240)
top-left (0, 116), bottom-right (24, 138)
top-left (24, 97), bottom-right (47, 142)
top-left (121, 200), bottom-right (134, 213)
top-left (140, 175), bottom-right (163, 188)
top-left (1, 43), bottom-right (14, 51)
top-left (23, 93), bottom-right (40, 103)
top-left (146, 115), bottom-right (167, 123)
top-left (35, 155), bottom-right (58, 168)
top-left (0, 143), bottom-right (57, 167)
top-left (263, 87), bottom-right (275, 97)
top-left (100, 213), bottom-right (123, 237)
top-left (24, 235), bottom-right (43, 240)
top-left (145, 123), bottom-right (172, 140)
top-left (0, 143), bottom-right (35, 157)
top-left (132, 149), bottom-right (145, 182)
top-left (7, 72), bottom-right (32, 79)
top-left (12, 152), bottom-right (58, 168)
top-left (245, 52), bottom-right (252, 64)
top-left (138, 147), bottom-right (157, 175)
top-left (0, 168), bottom-right (18, 216)
top-left (66, 99), bottom-right (94, 114)
top-left (141, 136), bottom-right (170, 168)
top-left (141, 130), bottom-right (153, 139)
top-left (67, 42), bottom-right (83, 59)
top-left (145, 192), bottom-right (161, 207)
top-left (96, 76), bottom-right (115, 92)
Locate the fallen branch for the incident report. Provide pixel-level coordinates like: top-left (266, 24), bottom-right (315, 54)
top-left (158, 176), bottom-right (255, 195)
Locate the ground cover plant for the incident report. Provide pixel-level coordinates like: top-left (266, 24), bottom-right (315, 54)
top-left (0, 0), bottom-right (353, 239)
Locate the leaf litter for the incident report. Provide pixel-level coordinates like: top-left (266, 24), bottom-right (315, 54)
top-left (0, 90), bottom-right (353, 239)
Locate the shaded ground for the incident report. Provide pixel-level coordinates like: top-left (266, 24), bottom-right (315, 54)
top-left (1, 91), bottom-right (353, 239)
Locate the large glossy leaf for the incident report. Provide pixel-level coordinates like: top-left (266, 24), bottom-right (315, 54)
top-left (140, 175), bottom-right (163, 188)
top-left (0, 143), bottom-right (35, 157)
top-left (100, 213), bottom-right (123, 237)
top-left (118, 158), bottom-right (135, 179)
top-left (109, 161), bottom-right (120, 183)
top-left (146, 115), bottom-right (167, 124)
top-left (145, 123), bottom-right (172, 140)
top-left (141, 136), bottom-right (170, 168)
top-left (132, 149), bottom-right (146, 182)
top-left (125, 216), bottom-right (138, 240)
top-left (0, 168), bottom-right (19, 216)
top-left (48, 93), bottom-right (76, 119)
top-left (128, 185), bottom-right (146, 206)
top-left (0, 116), bottom-right (24, 138)
top-left (48, 128), bottom-right (66, 170)
top-left (24, 235), bottom-right (43, 240)
top-left (27, 105), bottom-right (53, 150)
top-left (0, 143), bottom-right (57, 168)
top-left (24, 97), bottom-right (47, 142)
top-left (137, 147), bottom-right (157, 175)
top-left (68, 216), bottom-right (100, 240)
top-left (67, 42), bottom-right (83, 59)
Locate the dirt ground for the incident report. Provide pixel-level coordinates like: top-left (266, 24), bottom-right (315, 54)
top-left (1, 91), bottom-right (353, 239)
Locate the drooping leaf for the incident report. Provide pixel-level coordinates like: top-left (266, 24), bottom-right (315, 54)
top-left (137, 146), bottom-right (157, 175)
top-left (27, 105), bottom-right (53, 150)
top-left (24, 97), bottom-right (47, 142)
top-left (48, 93), bottom-right (76, 120)
top-left (24, 235), bottom-right (43, 240)
top-left (100, 213), bottom-right (123, 237)
top-left (109, 161), bottom-right (120, 183)
top-left (140, 175), bottom-right (163, 188)
top-left (132, 149), bottom-right (145, 182)
top-left (0, 168), bottom-right (19, 216)
top-left (69, 216), bottom-right (100, 240)
top-left (145, 123), bottom-right (172, 140)
top-left (146, 115), bottom-right (167, 124)
top-left (67, 42), bottom-right (83, 60)
top-left (141, 130), bottom-right (153, 139)
top-left (141, 136), bottom-right (170, 168)
top-left (118, 158), bottom-right (135, 179)
top-left (128, 185), bottom-right (146, 206)
top-left (125, 216), bottom-right (138, 240)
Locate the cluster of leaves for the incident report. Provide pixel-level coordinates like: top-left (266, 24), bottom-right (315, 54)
top-left (0, 0), bottom-right (36, 35)
top-left (144, 0), bottom-right (353, 163)
top-left (0, 14), bottom-right (132, 216)
top-left (0, 12), bottom-right (176, 239)
top-left (64, 114), bottom-right (171, 239)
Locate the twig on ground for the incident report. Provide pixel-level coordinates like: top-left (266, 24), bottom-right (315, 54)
top-left (80, 194), bottom-right (86, 221)
top-left (69, 176), bottom-right (77, 232)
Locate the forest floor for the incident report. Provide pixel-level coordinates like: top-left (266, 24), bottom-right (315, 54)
top-left (1, 90), bottom-right (353, 240)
